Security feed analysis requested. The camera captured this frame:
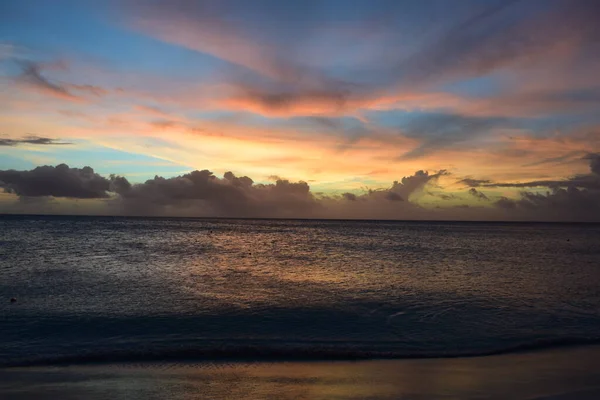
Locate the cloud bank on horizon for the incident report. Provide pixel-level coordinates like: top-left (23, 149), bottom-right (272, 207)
top-left (1, 0), bottom-right (600, 220)
top-left (1, 155), bottom-right (600, 221)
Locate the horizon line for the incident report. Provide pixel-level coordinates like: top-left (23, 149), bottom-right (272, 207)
top-left (2, 213), bottom-right (599, 224)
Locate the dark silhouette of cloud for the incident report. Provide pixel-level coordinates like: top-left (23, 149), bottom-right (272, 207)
top-left (488, 154), bottom-right (600, 219)
top-left (437, 193), bottom-right (456, 201)
top-left (0, 165), bottom-right (449, 218)
top-left (495, 196), bottom-right (517, 210)
top-left (468, 188), bottom-right (489, 201)
top-left (0, 164), bottom-right (112, 198)
top-left (342, 192), bottom-right (357, 201)
top-left (459, 178), bottom-right (492, 188)
top-left (113, 169), bottom-right (317, 218)
top-left (385, 192), bottom-right (404, 202)
top-left (336, 170), bottom-right (449, 205)
top-left (112, 170), bottom-right (446, 216)
top-left (1, 163), bottom-right (599, 221)
top-left (494, 186), bottom-right (600, 220)
top-left (0, 136), bottom-right (72, 146)
top-left (585, 153), bottom-right (600, 175)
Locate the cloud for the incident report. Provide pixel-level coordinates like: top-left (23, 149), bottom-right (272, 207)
top-left (68, 84), bottom-right (109, 97)
top-left (468, 188), bottom-right (489, 201)
top-left (480, 153), bottom-right (600, 190)
top-left (112, 169), bottom-right (317, 217)
top-left (220, 84), bottom-right (366, 118)
top-left (10, 59), bottom-right (113, 103)
top-left (493, 186), bottom-right (600, 221)
top-left (0, 164), bottom-right (112, 198)
top-left (494, 196), bottom-right (517, 210)
top-left (459, 178), bottom-right (492, 188)
top-left (17, 61), bottom-right (83, 102)
top-left (1, 163), bottom-right (599, 221)
top-left (392, 0), bottom-right (525, 87)
top-left (126, 0), bottom-right (311, 83)
top-left (522, 151), bottom-right (584, 168)
top-left (436, 193), bottom-right (456, 201)
top-left (395, 0), bottom-right (600, 90)
top-left (0, 136), bottom-right (72, 146)
top-left (398, 113), bottom-right (508, 160)
top-left (123, 0), bottom-right (600, 121)
top-left (479, 153), bottom-right (600, 219)
top-left (0, 164), bottom-right (448, 218)
top-left (334, 170), bottom-right (448, 205)
top-left (584, 153), bottom-right (600, 175)
top-left (135, 105), bottom-right (171, 117)
top-left (342, 192), bottom-right (357, 201)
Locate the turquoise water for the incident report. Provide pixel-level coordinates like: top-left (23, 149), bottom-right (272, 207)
top-left (1, 216), bottom-right (600, 366)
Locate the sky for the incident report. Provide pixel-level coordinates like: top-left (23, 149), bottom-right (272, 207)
top-left (1, 0), bottom-right (600, 220)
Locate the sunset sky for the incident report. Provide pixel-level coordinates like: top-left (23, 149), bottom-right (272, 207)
top-left (1, 0), bottom-right (600, 220)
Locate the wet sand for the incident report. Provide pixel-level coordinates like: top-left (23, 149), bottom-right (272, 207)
top-left (1, 345), bottom-right (600, 400)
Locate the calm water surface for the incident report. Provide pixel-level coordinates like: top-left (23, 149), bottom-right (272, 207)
top-left (1, 216), bottom-right (600, 365)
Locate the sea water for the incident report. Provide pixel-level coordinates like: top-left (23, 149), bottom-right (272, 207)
top-left (1, 216), bottom-right (600, 366)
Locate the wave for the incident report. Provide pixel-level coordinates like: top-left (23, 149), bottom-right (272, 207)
top-left (4, 336), bottom-right (600, 368)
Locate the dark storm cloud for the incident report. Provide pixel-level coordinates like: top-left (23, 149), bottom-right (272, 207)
top-left (117, 168), bottom-right (446, 216)
top-left (485, 154), bottom-right (600, 219)
top-left (113, 170), bottom-right (446, 216)
top-left (0, 164), bottom-right (112, 198)
top-left (468, 188), bottom-right (489, 201)
top-left (109, 174), bottom-right (132, 193)
top-left (0, 136), bottom-right (72, 146)
top-left (113, 169), bottom-right (317, 217)
top-left (493, 187), bottom-right (600, 220)
top-left (0, 164), bottom-right (448, 218)
top-left (1, 163), bottom-right (599, 221)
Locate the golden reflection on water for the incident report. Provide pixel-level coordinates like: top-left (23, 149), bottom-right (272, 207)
top-left (5, 346), bottom-right (598, 400)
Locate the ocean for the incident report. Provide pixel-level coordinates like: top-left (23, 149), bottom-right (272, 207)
top-left (2, 215), bottom-right (600, 367)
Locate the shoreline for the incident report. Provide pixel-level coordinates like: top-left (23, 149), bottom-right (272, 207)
top-left (3, 213), bottom-right (600, 225)
top-left (2, 345), bottom-right (600, 400)
top-left (4, 338), bottom-right (600, 369)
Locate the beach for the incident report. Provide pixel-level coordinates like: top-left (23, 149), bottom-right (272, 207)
top-left (2, 346), bottom-right (600, 400)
